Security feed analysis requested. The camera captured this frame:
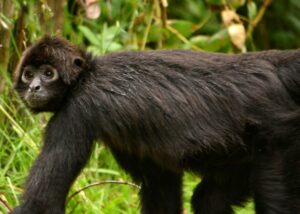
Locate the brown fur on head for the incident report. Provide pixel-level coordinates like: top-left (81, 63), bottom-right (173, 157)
top-left (14, 35), bottom-right (86, 86)
top-left (13, 36), bottom-right (87, 112)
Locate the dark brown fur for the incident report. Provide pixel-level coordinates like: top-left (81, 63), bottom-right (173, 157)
top-left (12, 36), bottom-right (300, 214)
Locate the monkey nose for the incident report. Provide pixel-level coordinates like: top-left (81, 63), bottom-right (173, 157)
top-left (29, 85), bottom-right (41, 92)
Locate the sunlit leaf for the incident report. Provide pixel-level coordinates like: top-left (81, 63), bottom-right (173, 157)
top-left (78, 26), bottom-right (101, 46)
top-left (87, 46), bottom-right (102, 55)
top-left (103, 25), bottom-right (123, 41)
top-left (227, 0), bottom-right (246, 8)
top-left (247, 1), bottom-right (257, 20)
top-left (169, 20), bottom-right (195, 38)
top-left (228, 24), bottom-right (246, 50)
top-left (105, 42), bottom-right (123, 52)
top-left (190, 29), bottom-right (230, 51)
top-left (221, 9), bottom-right (240, 26)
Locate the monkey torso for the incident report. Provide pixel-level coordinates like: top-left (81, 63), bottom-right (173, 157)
top-left (68, 50), bottom-right (299, 172)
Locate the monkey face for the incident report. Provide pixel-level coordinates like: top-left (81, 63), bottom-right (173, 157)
top-left (20, 64), bottom-right (61, 108)
top-left (13, 36), bottom-right (87, 113)
top-left (16, 64), bottom-right (68, 112)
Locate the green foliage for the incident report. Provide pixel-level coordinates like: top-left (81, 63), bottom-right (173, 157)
top-left (190, 29), bottom-right (232, 52)
top-left (78, 24), bottom-right (124, 54)
top-left (247, 1), bottom-right (257, 20)
top-left (254, 0), bottom-right (300, 49)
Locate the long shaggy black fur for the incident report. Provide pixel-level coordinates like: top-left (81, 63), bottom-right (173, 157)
top-left (12, 36), bottom-right (300, 214)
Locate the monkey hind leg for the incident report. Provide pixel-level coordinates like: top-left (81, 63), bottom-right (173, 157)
top-left (285, 144), bottom-right (300, 212)
top-left (192, 165), bottom-right (251, 214)
top-left (110, 148), bottom-right (183, 214)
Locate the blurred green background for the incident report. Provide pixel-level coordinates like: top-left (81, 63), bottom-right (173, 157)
top-left (0, 0), bottom-right (299, 213)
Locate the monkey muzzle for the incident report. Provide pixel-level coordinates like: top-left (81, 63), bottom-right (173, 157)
top-left (24, 91), bottom-right (49, 108)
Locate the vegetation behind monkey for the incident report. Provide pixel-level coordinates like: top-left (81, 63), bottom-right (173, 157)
top-left (12, 36), bottom-right (300, 214)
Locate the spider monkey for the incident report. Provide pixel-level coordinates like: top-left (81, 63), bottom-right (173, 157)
top-left (12, 36), bottom-right (300, 214)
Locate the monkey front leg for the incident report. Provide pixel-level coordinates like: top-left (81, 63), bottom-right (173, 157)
top-left (11, 112), bottom-right (94, 214)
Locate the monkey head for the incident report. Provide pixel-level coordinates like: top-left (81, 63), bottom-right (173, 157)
top-left (14, 36), bottom-right (87, 112)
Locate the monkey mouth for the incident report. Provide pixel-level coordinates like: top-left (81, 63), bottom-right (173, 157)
top-left (25, 93), bottom-right (49, 108)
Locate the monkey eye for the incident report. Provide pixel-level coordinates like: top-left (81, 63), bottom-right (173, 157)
top-left (21, 69), bottom-right (35, 83)
top-left (41, 66), bottom-right (59, 82)
top-left (44, 69), bottom-right (54, 78)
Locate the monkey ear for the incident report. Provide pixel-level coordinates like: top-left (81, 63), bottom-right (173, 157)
top-left (62, 56), bottom-right (86, 85)
top-left (73, 57), bottom-right (84, 67)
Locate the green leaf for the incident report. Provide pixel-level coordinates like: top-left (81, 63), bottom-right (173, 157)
top-left (206, 0), bottom-right (226, 6)
top-left (191, 29), bottom-right (230, 51)
top-left (87, 46), bottom-right (102, 55)
top-left (228, 0), bottom-right (246, 8)
top-left (104, 42), bottom-right (123, 52)
top-left (103, 25), bottom-right (123, 41)
top-left (169, 20), bottom-right (195, 38)
top-left (78, 25), bottom-right (101, 46)
top-left (247, 1), bottom-right (257, 20)
top-left (148, 25), bottom-right (164, 43)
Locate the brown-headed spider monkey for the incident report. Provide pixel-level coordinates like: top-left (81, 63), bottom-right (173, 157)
top-left (12, 36), bottom-right (300, 214)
